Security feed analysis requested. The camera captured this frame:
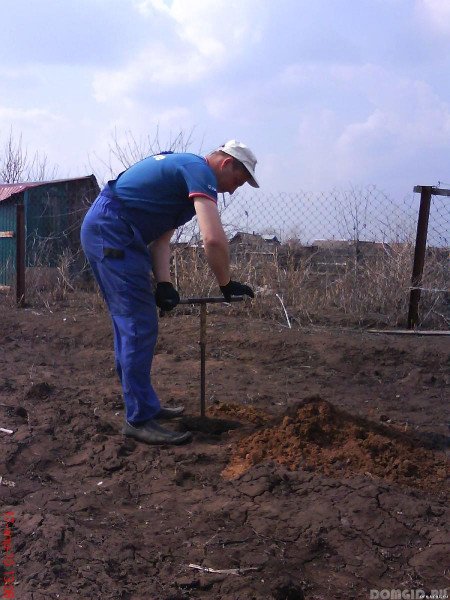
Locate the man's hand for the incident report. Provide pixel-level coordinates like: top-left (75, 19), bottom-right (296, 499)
top-left (155, 282), bottom-right (180, 311)
top-left (220, 280), bottom-right (254, 301)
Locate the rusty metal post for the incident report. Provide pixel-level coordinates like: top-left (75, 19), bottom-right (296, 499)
top-left (199, 303), bottom-right (207, 418)
top-left (407, 186), bottom-right (432, 328)
top-left (16, 203), bottom-right (25, 307)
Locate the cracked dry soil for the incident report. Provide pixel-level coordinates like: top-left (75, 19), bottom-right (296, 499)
top-left (0, 302), bottom-right (448, 600)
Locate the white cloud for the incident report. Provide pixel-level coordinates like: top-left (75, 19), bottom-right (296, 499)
top-left (93, 0), bottom-right (266, 105)
top-left (415, 0), bottom-right (450, 35)
top-left (136, 0), bottom-right (263, 58)
top-left (92, 43), bottom-right (207, 103)
top-left (1, 0), bottom-right (447, 198)
top-left (133, 0), bottom-right (170, 17)
top-left (288, 63), bottom-right (450, 188)
top-left (0, 106), bottom-right (62, 126)
top-left (0, 106), bottom-right (77, 173)
top-left (350, 73), bottom-right (450, 148)
top-left (278, 64), bottom-right (318, 87)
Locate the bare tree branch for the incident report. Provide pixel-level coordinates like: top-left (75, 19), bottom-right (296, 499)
top-left (88, 125), bottom-right (201, 184)
top-left (0, 129), bottom-right (58, 183)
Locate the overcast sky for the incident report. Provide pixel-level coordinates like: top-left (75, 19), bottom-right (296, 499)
top-left (1, 0), bottom-right (449, 198)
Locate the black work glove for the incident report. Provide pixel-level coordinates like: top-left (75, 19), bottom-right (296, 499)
top-left (220, 279), bottom-right (255, 301)
top-left (155, 282), bottom-right (180, 311)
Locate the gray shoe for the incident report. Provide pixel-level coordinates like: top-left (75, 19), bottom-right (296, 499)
top-left (122, 419), bottom-right (191, 445)
top-left (155, 406), bottom-right (185, 420)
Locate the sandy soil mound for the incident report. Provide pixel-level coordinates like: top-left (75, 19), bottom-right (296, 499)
top-left (221, 397), bottom-right (448, 490)
top-left (210, 401), bottom-right (273, 425)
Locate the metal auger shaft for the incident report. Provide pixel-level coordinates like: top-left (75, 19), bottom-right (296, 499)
top-left (178, 296), bottom-right (244, 417)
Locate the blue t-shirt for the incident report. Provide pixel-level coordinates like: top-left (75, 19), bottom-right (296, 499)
top-left (108, 152), bottom-right (218, 243)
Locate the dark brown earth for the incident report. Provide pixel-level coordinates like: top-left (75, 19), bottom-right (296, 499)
top-left (0, 298), bottom-right (449, 600)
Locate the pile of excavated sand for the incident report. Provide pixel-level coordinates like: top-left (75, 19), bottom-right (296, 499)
top-left (218, 397), bottom-right (447, 490)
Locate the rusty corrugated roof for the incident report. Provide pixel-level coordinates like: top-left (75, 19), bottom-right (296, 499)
top-left (0, 182), bottom-right (41, 201)
top-left (0, 176), bottom-right (97, 203)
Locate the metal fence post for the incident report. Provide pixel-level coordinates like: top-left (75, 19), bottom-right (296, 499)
top-left (16, 203), bottom-right (25, 307)
top-left (407, 186), bottom-right (432, 328)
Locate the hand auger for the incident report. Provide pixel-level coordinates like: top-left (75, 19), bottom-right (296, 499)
top-left (177, 296), bottom-right (244, 418)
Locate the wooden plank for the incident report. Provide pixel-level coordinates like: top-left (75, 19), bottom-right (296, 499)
top-left (369, 329), bottom-right (449, 336)
top-left (413, 186), bottom-right (450, 197)
top-left (0, 231), bottom-right (14, 238)
top-left (0, 286), bottom-right (11, 291)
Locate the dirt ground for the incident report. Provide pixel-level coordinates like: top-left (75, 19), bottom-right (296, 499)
top-left (0, 298), bottom-right (449, 600)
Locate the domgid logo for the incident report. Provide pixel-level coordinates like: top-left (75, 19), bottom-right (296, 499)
top-left (370, 590), bottom-right (448, 600)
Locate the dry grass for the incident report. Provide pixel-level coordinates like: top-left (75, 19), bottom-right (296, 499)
top-left (10, 240), bottom-right (449, 329)
top-left (10, 244), bottom-right (106, 312)
top-left (173, 242), bottom-right (449, 329)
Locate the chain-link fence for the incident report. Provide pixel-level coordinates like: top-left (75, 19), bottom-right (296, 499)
top-left (2, 181), bottom-right (448, 328)
top-left (217, 185), bottom-right (447, 247)
top-left (428, 190), bottom-right (449, 249)
top-left (173, 185), bottom-right (448, 329)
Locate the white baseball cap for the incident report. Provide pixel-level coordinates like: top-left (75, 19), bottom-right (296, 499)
top-left (217, 140), bottom-right (260, 188)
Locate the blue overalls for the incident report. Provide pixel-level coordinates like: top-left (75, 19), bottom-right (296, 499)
top-left (81, 187), bottom-right (160, 423)
top-left (80, 152), bottom-right (218, 425)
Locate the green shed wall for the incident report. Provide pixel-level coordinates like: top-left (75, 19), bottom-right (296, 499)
top-left (0, 201), bottom-right (17, 286)
top-left (25, 183), bottom-right (70, 267)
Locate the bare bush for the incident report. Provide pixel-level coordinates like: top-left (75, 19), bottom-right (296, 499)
top-left (0, 129), bottom-right (58, 183)
top-left (89, 126), bottom-right (199, 185)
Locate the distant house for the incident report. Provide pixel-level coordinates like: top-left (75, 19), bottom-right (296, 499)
top-left (229, 232), bottom-right (264, 247)
top-left (308, 239), bottom-right (390, 271)
top-left (229, 231), bottom-right (280, 247)
top-left (351, 240), bottom-right (389, 258)
top-left (262, 234), bottom-right (281, 245)
top-left (312, 239), bottom-right (349, 249)
top-left (228, 231), bottom-right (280, 264)
top-left (312, 239), bottom-right (388, 255)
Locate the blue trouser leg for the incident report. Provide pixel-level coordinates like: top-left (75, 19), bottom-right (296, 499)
top-left (110, 312), bottom-right (159, 422)
top-left (80, 196), bottom-right (161, 424)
